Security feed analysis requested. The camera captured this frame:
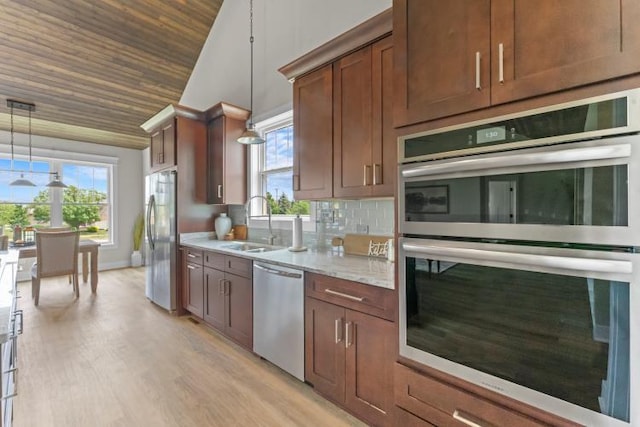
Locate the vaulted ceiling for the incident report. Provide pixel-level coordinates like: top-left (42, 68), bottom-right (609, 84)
top-left (0, 0), bottom-right (222, 150)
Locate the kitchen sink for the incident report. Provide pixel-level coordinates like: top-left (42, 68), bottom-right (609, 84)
top-left (221, 242), bottom-right (283, 253)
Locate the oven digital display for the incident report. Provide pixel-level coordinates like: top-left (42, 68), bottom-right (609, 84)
top-left (476, 126), bottom-right (506, 144)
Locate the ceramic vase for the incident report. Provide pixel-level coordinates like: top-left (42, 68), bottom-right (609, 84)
top-left (131, 250), bottom-right (143, 267)
top-left (215, 213), bottom-right (232, 240)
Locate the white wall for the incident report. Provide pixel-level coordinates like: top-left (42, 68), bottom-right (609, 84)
top-left (181, 0), bottom-right (391, 120)
top-left (0, 130), bottom-right (144, 272)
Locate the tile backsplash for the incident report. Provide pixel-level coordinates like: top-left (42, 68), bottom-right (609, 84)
top-left (227, 199), bottom-right (395, 250)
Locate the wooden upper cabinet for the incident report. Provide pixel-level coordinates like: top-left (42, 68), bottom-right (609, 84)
top-left (393, 0), bottom-right (491, 127)
top-left (329, 35), bottom-right (397, 199)
top-left (394, 0), bottom-right (640, 127)
top-left (293, 64), bottom-right (334, 200)
top-left (150, 119), bottom-right (177, 172)
top-left (205, 102), bottom-right (250, 205)
top-left (491, 0), bottom-right (640, 105)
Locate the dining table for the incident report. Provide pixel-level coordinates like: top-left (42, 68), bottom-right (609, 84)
top-left (16, 239), bottom-right (101, 293)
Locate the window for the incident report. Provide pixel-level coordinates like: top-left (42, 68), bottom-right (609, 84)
top-left (0, 155), bottom-right (113, 244)
top-left (250, 111), bottom-right (310, 218)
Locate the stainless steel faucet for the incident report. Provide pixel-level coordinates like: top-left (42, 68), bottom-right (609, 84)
top-left (245, 195), bottom-right (276, 245)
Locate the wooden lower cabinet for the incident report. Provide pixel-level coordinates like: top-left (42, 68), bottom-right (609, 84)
top-left (305, 273), bottom-right (395, 427)
top-left (184, 248), bottom-right (204, 318)
top-left (394, 363), bottom-right (580, 427)
top-left (201, 253), bottom-right (253, 350)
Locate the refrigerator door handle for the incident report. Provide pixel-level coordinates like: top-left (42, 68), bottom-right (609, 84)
top-left (146, 194), bottom-right (156, 250)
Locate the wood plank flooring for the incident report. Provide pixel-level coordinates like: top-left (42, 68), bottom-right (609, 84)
top-left (14, 268), bottom-right (365, 427)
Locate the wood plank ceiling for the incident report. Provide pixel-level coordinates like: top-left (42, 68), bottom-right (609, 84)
top-left (0, 0), bottom-right (222, 150)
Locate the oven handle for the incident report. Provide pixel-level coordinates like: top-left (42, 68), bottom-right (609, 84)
top-left (401, 144), bottom-right (630, 178)
top-left (402, 241), bottom-right (632, 275)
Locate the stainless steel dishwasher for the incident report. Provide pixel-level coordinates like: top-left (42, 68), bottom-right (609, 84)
top-left (253, 262), bottom-right (304, 381)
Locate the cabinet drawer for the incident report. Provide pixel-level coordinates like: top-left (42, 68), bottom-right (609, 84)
top-left (395, 364), bottom-right (545, 427)
top-left (184, 248), bottom-right (203, 265)
top-left (305, 272), bottom-right (394, 321)
top-left (203, 251), bottom-right (225, 270)
top-left (225, 255), bottom-right (252, 279)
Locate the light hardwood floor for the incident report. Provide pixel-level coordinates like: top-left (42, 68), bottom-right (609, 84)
top-left (14, 268), bottom-right (366, 427)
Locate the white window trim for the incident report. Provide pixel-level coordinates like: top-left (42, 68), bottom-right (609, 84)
top-left (247, 111), bottom-right (316, 232)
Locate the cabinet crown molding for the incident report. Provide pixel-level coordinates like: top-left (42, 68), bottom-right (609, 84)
top-left (278, 8), bottom-right (392, 82)
top-left (141, 104), bottom-right (204, 133)
top-left (204, 102), bottom-right (251, 122)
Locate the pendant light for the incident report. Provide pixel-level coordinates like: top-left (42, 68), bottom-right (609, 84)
top-left (46, 171), bottom-right (68, 188)
top-left (237, 0), bottom-right (265, 145)
top-left (8, 100), bottom-right (36, 187)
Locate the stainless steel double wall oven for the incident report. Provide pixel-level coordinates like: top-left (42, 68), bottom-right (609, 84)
top-left (398, 89), bottom-right (640, 427)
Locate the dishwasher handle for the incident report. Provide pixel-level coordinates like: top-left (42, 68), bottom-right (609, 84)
top-left (254, 263), bottom-right (303, 279)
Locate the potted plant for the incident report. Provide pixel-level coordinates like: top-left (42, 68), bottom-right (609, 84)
top-left (131, 213), bottom-right (144, 267)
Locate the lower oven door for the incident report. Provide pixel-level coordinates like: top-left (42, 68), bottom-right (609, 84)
top-left (399, 237), bottom-right (637, 427)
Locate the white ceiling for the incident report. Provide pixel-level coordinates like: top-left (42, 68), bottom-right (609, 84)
top-left (180, 0), bottom-right (391, 122)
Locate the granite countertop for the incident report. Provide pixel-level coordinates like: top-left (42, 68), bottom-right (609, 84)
top-left (0, 250), bottom-right (20, 344)
top-left (180, 234), bottom-right (395, 290)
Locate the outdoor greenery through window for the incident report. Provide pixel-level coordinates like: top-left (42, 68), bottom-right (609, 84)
top-left (256, 113), bottom-right (309, 216)
top-left (0, 156), bottom-right (112, 244)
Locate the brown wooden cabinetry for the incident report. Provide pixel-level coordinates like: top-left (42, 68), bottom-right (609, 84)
top-left (205, 102), bottom-right (250, 205)
top-left (292, 64), bottom-right (334, 200)
top-left (305, 273), bottom-right (395, 426)
top-left (333, 36), bottom-right (395, 198)
top-left (283, 11), bottom-right (395, 200)
top-left (150, 119), bottom-right (176, 172)
top-left (202, 251), bottom-right (253, 350)
top-left (183, 248), bottom-right (204, 317)
top-left (394, 0), bottom-right (640, 127)
top-left (395, 363), bottom-right (580, 427)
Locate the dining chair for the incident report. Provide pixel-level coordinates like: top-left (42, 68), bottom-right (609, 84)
top-left (31, 230), bottom-right (80, 306)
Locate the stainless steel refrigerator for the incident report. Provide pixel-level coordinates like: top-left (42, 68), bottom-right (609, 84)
top-left (145, 170), bottom-right (176, 312)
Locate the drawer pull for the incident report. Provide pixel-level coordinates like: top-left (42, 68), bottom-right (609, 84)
top-left (453, 410), bottom-right (487, 427)
top-left (324, 288), bottom-right (365, 302)
top-left (187, 253), bottom-right (199, 259)
top-left (345, 321), bottom-right (353, 348)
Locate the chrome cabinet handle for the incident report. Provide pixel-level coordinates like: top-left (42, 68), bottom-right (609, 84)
top-left (292, 174), bottom-right (300, 191)
top-left (475, 51), bottom-right (481, 90)
top-left (14, 310), bottom-right (23, 335)
top-left (254, 263), bottom-right (302, 279)
top-left (224, 279), bottom-right (230, 296)
top-left (324, 288), bottom-right (365, 302)
top-left (218, 279), bottom-right (224, 295)
top-left (453, 410), bottom-right (486, 427)
top-left (345, 322), bottom-right (353, 348)
top-left (187, 264), bottom-right (198, 270)
top-left (334, 318), bottom-right (343, 344)
top-left (217, 184), bottom-right (223, 199)
top-left (498, 43), bottom-right (504, 83)
top-left (187, 253), bottom-right (198, 259)
top-left (362, 165), bottom-right (368, 186)
top-left (373, 164), bottom-right (381, 186)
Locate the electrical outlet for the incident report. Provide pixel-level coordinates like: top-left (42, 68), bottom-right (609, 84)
top-left (356, 224), bottom-right (369, 234)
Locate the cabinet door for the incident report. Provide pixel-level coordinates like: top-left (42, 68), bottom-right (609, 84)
top-left (186, 262), bottom-right (204, 318)
top-left (203, 267), bottom-right (225, 331)
top-left (393, 0), bottom-right (491, 126)
top-left (225, 273), bottom-right (253, 350)
top-left (371, 36), bottom-right (395, 197)
top-left (293, 64), bottom-right (333, 199)
top-left (207, 115), bottom-right (225, 204)
top-left (333, 46), bottom-right (373, 198)
top-left (150, 129), bottom-right (163, 170)
top-left (491, 0), bottom-right (640, 105)
top-left (304, 297), bottom-right (346, 403)
top-left (345, 310), bottom-right (395, 426)
top-left (161, 120), bottom-right (176, 168)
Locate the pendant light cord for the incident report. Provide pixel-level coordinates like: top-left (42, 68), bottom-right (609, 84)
top-left (28, 108), bottom-right (32, 173)
top-left (249, 0), bottom-right (255, 128)
top-left (9, 103), bottom-right (14, 171)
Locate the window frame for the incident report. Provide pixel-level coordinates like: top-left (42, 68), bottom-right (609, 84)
top-left (0, 146), bottom-right (116, 246)
top-left (248, 111), bottom-right (316, 232)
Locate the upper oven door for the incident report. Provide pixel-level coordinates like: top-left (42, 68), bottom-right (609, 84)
top-left (399, 135), bottom-right (640, 246)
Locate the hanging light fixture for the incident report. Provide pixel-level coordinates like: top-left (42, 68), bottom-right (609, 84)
top-left (8, 100), bottom-right (36, 187)
top-left (237, 0), bottom-right (265, 145)
top-left (46, 171), bottom-right (67, 188)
